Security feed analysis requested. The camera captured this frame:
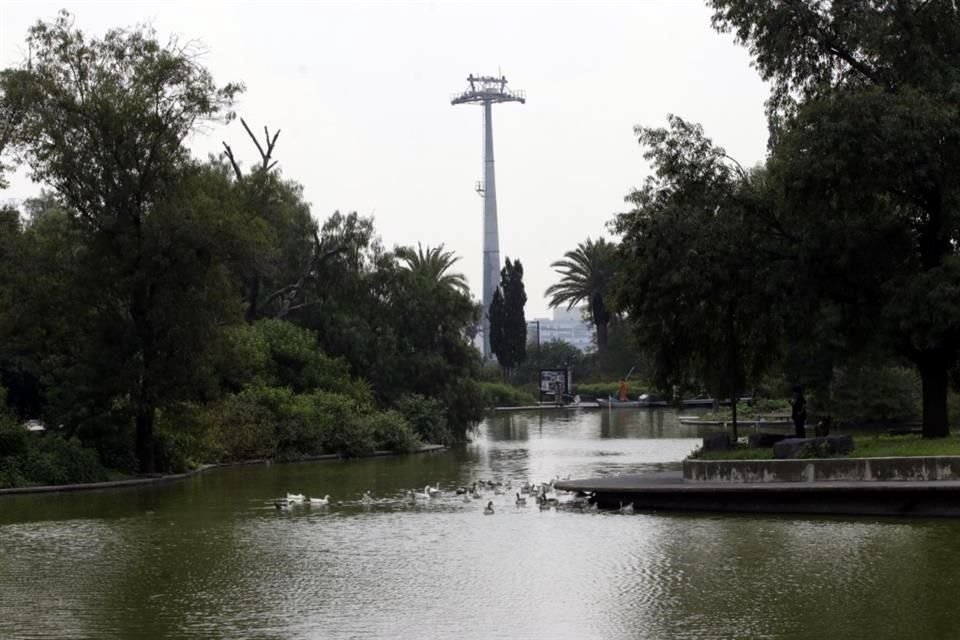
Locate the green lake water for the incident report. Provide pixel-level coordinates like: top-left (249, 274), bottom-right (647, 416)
top-left (2, 409), bottom-right (959, 639)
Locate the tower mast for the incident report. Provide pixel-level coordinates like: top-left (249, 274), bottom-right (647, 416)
top-left (451, 74), bottom-right (525, 360)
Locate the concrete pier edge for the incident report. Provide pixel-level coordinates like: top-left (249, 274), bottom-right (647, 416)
top-left (556, 455), bottom-right (960, 518)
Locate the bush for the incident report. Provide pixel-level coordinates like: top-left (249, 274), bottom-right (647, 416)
top-left (831, 364), bottom-right (920, 423)
top-left (394, 394), bottom-right (448, 445)
top-left (365, 410), bottom-right (420, 453)
top-left (0, 423), bottom-right (29, 458)
top-left (478, 382), bottom-right (538, 408)
top-left (0, 430), bottom-right (109, 489)
top-left (443, 377), bottom-right (486, 440)
top-left (574, 381), bottom-right (648, 400)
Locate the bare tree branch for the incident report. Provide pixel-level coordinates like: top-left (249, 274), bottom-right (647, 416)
top-left (240, 117), bottom-right (267, 162)
top-left (221, 141), bottom-right (243, 182)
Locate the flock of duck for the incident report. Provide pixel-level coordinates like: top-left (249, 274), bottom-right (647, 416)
top-left (272, 477), bottom-right (635, 515)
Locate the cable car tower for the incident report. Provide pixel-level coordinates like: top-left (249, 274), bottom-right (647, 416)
top-left (451, 74), bottom-right (525, 360)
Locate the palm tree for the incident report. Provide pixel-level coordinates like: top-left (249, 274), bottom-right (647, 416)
top-left (545, 237), bottom-right (618, 352)
top-left (397, 243), bottom-right (469, 295)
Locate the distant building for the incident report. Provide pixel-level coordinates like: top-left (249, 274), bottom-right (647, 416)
top-left (530, 307), bottom-right (595, 353)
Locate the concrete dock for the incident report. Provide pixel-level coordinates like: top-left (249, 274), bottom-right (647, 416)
top-left (554, 472), bottom-right (960, 518)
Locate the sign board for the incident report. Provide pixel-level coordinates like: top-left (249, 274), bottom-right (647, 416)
top-left (539, 368), bottom-right (569, 402)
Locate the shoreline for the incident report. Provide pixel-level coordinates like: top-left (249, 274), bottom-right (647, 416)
top-left (0, 444), bottom-right (447, 497)
top-left (557, 457), bottom-right (960, 518)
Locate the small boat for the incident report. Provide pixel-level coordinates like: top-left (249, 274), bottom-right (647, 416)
top-left (597, 395), bottom-right (668, 409)
top-left (680, 397), bottom-right (717, 408)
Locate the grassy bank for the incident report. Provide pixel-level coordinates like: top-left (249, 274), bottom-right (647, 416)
top-left (693, 434), bottom-right (960, 461)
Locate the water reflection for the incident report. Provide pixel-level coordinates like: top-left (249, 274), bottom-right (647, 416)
top-left (2, 409), bottom-right (960, 639)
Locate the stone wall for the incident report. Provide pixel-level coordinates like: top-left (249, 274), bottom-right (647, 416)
top-left (683, 456), bottom-right (960, 483)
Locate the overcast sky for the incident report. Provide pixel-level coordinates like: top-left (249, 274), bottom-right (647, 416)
top-left (1, 1), bottom-right (770, 317)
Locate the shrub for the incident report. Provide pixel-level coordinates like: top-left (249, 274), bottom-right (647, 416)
top-left (574, 382), bottom-right (648, 400)
top-left (206, 389), bottom-right (280, 462)
top-left (443, 377), bottom-right (486, 440)
top-left (365, 410), bottom-right (420, 453)
top-left (0, 423), bottom-right (29, 458)
top-left (478, 382), bottom-right (537, 408)
top-left (0, 432), bottom-right (108, 488)
top-left (831, 364), bottom-right (920, 423)
top-left (394, 394), bottom-right (449, 445)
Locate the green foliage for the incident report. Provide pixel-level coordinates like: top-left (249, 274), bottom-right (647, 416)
top-left (574, 382), bottom-right (648, 400)
top-left (614, 116), bottom-right (781, 410)
top-left (545, 237), bottom-right (618, 351)
top-left (397, 243), bottom-right (469, 295)
top-left (830, 364), bottom-right (920, 424)
top-left (393, 394), bottom-right (448, 445)
top-left (489, 258), bottom-right (527, 372)
top-left (709, 0), bottom-right (960, 438)
top-left (0, 12), bottom-right (244, 472)
top-left (222, 319), bottom-right (358, 396)
top-left (0, 15), bottom-right (486, 482)
top-left (478, 382), bottom-right (538, 408)
top-left (512, 339), bottom-right (584, 387)
top-left (363, 410), bottom-right (420, 453)
top-left (0, 427), bottom-right (108, 489)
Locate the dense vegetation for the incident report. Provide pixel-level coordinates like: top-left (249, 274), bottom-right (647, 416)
top-left (0, 13), bottom-right (484, 486)
top-left (541, 0), bottom-right (960, 438)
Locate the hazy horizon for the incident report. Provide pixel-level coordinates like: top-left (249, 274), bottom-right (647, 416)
top-left (0, 1), bottom-right (770, 317)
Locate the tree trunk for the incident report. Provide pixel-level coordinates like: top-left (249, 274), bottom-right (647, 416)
top-left (918, 355), bottom-right (950, 438)
top-left (246, 275), bottom-right (260, 322)
top-left (132, 277), bottom-right (158, 474)
top-left (727, 304), bottom-right (739, 441)
top-left (135, 403), bottom-right (156, 474)
top-left (596, 320), bottom-right (608, 352)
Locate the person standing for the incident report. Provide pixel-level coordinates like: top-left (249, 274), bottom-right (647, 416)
top-left (618, 379), bottom-right (628, 401)
top-left (789, 385), bottom-right (807, 438)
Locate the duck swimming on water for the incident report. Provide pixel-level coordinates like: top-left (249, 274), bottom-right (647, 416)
top-left (484, 501), bottom-right (495, 515)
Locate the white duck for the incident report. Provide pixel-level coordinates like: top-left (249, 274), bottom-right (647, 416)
top-left (307, 495), bottom-right (330, 506)
top-left (286, 493), bottom-right (306, 504)
top-left (361, 491), bottom-right (374, 504)
top-left (619, 501), bottom-right (634, 515)
top-left (428, 485), bottom-right (442, 498)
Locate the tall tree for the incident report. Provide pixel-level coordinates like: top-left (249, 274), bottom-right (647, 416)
top-left (614, 116), bottom-right (781, 438)
top-left (489, 258), bottom-right (527, 374)
top-left (0, 12), bottom-right (243, 470)
top-left (545, 237), bottom-right (618, 354)
top-left (712, 0), bottom-right (960, 437)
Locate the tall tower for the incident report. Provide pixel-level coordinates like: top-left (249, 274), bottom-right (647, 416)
top-left (451, 74), bottom-right (525, 360)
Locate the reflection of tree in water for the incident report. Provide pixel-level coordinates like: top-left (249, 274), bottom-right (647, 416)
top-left (599, 409), bottom-right (678, 439)
top-left (486, 413), bottom-right (531, 442)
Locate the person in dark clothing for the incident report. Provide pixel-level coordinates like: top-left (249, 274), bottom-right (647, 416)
top-left (789, 385), bottom-right (807, 438)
